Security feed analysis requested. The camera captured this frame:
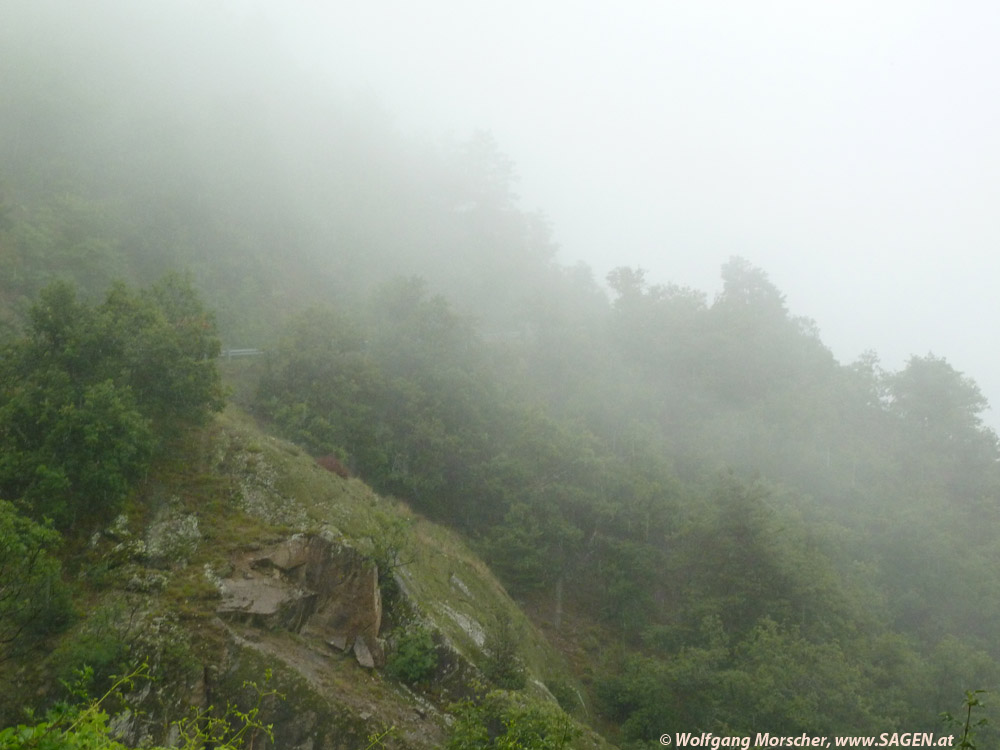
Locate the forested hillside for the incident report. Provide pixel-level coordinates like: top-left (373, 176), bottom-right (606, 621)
top-left (2, 3), bottom-right (999, 748)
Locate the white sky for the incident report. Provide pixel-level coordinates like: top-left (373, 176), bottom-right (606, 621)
top-left (226, 1), bottom-right (1000, 424)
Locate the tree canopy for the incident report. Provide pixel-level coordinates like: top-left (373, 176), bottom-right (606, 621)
top-left (0, 276), bottom-right (223, 527)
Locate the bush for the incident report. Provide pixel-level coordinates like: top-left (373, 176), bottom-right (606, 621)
top-left (544, 679), bottom-right (581, 715)
top-left (447, 690), bottom-right (579, 750)
top-left (482, 615), bottom-right (526, 690)
top-left (386, 625), bottom-right (438, 685)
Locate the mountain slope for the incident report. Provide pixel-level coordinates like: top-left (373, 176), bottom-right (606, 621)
top-left (1, 404), bottom-right (610, 750)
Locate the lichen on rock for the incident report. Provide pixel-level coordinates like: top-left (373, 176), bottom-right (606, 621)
top-left (146, 511), bottom-right (201, 567)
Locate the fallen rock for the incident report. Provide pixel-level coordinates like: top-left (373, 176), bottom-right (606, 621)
top-left (216, 534), bottom-right (384, 668)
top-left (217, 577), bottom-right (315, 631)
top-left (353, 636), bottom-right (375, 668)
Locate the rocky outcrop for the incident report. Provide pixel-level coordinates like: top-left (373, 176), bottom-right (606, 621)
top-left (217, 534), bottom-right (383, 667)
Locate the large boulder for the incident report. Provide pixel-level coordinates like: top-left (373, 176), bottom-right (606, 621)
top-left (217, 534), bottom-right (383, 667)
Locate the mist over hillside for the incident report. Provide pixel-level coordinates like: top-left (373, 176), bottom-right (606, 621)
top-left (223, 0), bottom-right (1000, 431)
top-left (2, 2), bottom-right (1000, 748)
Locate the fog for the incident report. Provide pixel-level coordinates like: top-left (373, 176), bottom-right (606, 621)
top-left (6, 4), bottom-right (1000, 739)
top-left (229, 1), bottom-right (1000, 425)
top-left (6, 0), bottom-right (1000, 424)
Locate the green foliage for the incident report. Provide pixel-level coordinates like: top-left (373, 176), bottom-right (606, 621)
top-left (0, 665), bottom-right (282, 750)
top-left (257, 286), bottom-right (501, 523)
top-left (50, 628), bottom-right (128, 697)
top-left (104, 274), bottom-right (225, 428)
top-left (729, 618), bottom-right (878, 735)
top-left (0, 277), bottom-right (223, 527)
top-left (888, 355), bottom-right (990, 437)
top-left (886, 354), bottom-right (999, 494)
top-left (386, 624), bottom-right (439, 685)
top-left (365, 510), bottom-right (414, 579)
top-left (5, 19), bottom-right (1000, 740)
top-left (169, 669), bottom-right (282, 750)
top-left (543, 680), bottom-right (580, 716)
top-left (483, 503), bottom-right (554, 593)
top-left (49, 598), bottom-right (198, 703)
top-left (447, 690), bottom-right (579, 750)
top-left (0, 283), bottom-right (149, 525)
top-left (0, 500), bottom-right (71, 662)
top-left (363, 509), bottom-right (414, 611)
top-left (0, 191), bottom-right (125, 311)
top-left (255, 305), bottom-right (384, 466)
top-left (597, 618), bottom-right (731, 741)
top-left (942, 690), bottom-right (989, 750)
top-left (251, 257), bottom-right (1000, 741)
top-left (483, 615), bottom-right (527, 691)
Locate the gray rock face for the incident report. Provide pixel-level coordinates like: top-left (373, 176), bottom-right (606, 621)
top-left (217, 534), bottom-right (383, 667)
top-left (353, 635), bottom-right (376, 669)
top-left (217, 577), bottom-right (315, 631)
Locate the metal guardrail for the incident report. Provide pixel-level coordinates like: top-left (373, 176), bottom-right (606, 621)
top-left (220, 348), bottom-right (265, 360)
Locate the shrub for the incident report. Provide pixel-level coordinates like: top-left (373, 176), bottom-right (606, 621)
top-left (482, 615), bottom-right (526, 690)
top-left (447, 690), bottom-right (579, 750)
top-left (386, 625), bottom-right (438, 685)
top-left (544, 679), bottom-right (580, 715)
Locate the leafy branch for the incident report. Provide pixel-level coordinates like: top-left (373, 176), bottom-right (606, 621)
top-left (942, 690), bottom-right (988, 750)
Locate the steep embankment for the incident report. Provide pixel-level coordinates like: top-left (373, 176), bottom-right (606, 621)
top-left (5, 406), bottom-right (610, 749)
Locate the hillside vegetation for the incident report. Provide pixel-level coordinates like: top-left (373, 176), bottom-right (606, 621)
top-left (2, 3), bottom-right (1000, 749)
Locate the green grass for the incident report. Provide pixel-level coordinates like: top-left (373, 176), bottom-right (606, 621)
top-left (0, 403), bottom-right (612, 748)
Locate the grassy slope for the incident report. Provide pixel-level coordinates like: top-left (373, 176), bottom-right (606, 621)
top-left (3, 401), bottom-right (614, 749)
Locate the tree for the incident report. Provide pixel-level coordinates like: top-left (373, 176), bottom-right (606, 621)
top-left (482, 614), bottom-right (527, 690)
top-left (888, 354), bottom-right (993, 443)
top-left (714, 255), bottom-right (788, 318)
top-left (0, 278), bottom-right (223, 526)
top-left (606, 266), bottom-right (648, 306)
top-left (596, 622), bottom-right (731, 741)
top-left (256, 305), bottom-right (384, 469)
top-left (0, 500), bottom-right (70, 663)
top-left (729, 618), bottom-right (879, 735)
top-left (0, 288), bottom-right (154, 526)
top-left (704, 257), bottom-right (833, 406)
top-left (99, 274), bottom-right (225, 429)
top-left (886, 354), bottom-right (999, 493)
top-left (483, 503), bottom-right (553, 593)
